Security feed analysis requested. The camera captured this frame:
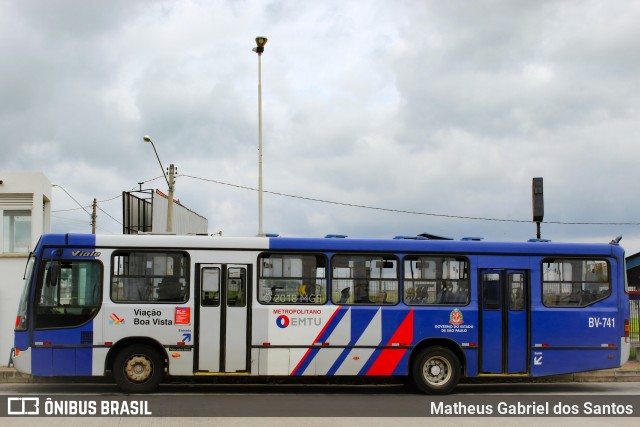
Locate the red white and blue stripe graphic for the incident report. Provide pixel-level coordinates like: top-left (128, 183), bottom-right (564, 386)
top-left (291, 308), bottom-right (414, 376)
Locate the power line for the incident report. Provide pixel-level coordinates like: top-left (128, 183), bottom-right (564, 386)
top-left (50, 175), bottom-right (168, 229)
top-left (52, 184), bottom-right (92, 217)
top-left (96, 205), bottom-right (122, 226)
top-left (52, 184), bottom-right (122, 227)
top-left (51, 215), bottom-right (92, 224)
top-left (51, 175), bottom-right (164, 213)
top-left (52, 195), bottom-right (119, 213)
top-left (98, 194), bottom-right (122, 203)
top-left (180, 174), bottom-right (640, 226)
top-left (53, 205), bottom-right (95, 213)
top-left (51, 215), bottom-right (118, 234)
top-left (52, 174), bottom-right (640, 227)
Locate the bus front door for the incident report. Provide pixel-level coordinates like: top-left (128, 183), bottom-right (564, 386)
top-left (196, 263), bottom-right (250, 373)
top-left (480, 269), bottom-right (528, 374)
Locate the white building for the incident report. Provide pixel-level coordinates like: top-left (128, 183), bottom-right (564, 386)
top-left (0, 172), bottom-right (51, 365)
top-left (0, 173), bottom-right (209, 366)
top-left (123, 189), bottom-right (208, 234)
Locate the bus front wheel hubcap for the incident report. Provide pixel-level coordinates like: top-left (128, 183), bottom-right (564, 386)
top-left (124, 356), bottom-right (152, 382)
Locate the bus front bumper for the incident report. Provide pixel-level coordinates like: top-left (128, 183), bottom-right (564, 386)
top-left (11, 347), bottom-right (31, 375)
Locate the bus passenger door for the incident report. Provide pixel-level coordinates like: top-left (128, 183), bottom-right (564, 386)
top-left (506, 271), bottom-right (527, 373)
top-left (480, 269), bottom-right (528, 374)
top-left (196, 263), bottom-right (250, 373)
top-left (224, 265), bottom-right (249, 372)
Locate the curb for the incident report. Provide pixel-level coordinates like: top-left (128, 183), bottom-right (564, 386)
top-left (0, 368), bottom-right (31, 383)
top-left (572, 368), bottom-right (640, 382)
top-left (1, 367), bottom-right (639, 385)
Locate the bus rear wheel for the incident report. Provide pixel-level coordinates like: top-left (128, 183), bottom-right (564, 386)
top-left (412, 346), bottom-right (460, 394)
top-left (113, 344), bottom-right (164, 393)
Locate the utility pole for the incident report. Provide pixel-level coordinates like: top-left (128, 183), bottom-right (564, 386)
top-left (167, 164), bottom-right (175, 233)
top-left (143, 135), bottom-right (176, 234)
top-left (91, 198), bottom-right (97, 234)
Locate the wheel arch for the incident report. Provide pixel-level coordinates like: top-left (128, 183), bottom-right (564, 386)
top-left (408, 338), bottom-right (466, 377)
top-left (104, 337), bottom-right (168, 375)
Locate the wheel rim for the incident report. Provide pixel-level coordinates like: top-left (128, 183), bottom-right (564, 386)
top-left (124, 355), bottom-right (153, 383)
top-left (422, 355), bottom-right (452, 387)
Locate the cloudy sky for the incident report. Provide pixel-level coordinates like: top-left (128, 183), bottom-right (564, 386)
top-left (2, 0), bottom-right (640, 253)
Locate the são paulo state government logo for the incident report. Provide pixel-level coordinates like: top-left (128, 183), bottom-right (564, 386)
top-left (449, 309), bottom-right (463, 326)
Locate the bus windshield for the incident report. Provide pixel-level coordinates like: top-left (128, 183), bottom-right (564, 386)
top-left (33, 259), bottom-right (103, 328)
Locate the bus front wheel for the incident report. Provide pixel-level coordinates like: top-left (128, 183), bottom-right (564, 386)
top-left (412, 346), bottom-right (460, 394)
top-left (113, 344), bottom-right (164, 393)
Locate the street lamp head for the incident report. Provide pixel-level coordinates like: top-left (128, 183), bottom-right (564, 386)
top-left (254, 36), bottom-right (268, 55)
top-left (143, 134), bottom-right (170, 187)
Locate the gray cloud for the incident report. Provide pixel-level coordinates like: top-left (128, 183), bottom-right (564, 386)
top-left (1, 0), bottom-right (639, 252)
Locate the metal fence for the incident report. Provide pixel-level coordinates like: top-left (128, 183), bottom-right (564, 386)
top-left (630, 292), bottom-right (640, 346)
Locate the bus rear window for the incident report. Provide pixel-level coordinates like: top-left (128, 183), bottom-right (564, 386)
top-left (542, 258), bottom-right (610, 307)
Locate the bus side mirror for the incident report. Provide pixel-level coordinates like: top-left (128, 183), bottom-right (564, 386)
top-left (46, 261), bottom-right (61, 287)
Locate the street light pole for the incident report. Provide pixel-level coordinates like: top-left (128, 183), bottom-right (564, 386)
top-left (143, 135), bottom-right (174, 233)
top-left (254, 36), bottom-right (268, 237)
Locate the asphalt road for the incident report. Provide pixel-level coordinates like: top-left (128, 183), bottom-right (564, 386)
top-left (1, 382), bottom-right (639, 427)
top-left (1, 380), bottom-right (640, 396)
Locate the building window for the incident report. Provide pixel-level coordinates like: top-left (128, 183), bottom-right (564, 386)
top-left (3, 210), bottom-right (31, 253)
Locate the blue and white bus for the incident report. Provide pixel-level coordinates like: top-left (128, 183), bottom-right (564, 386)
top-left (12, 233), bottom-right (631, 394)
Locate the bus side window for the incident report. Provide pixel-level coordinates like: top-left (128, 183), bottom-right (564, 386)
top-left (111, 251), bottom-right (189, 304)
top-left (331, 255), bottom-right (398, 305)
top-left (158, 275), bottom-right (184, 301)
top-left (258, 253), bottom-right (327, 305)
top-left (404, 256), bottom-right (469, 306)
top-left (542, 259), bottom-right (610, 308)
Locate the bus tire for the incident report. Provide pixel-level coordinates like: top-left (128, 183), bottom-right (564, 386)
top-left (113, 344), bottom-right (164, 393)
top-left (412, 346), bottom-right (460, 395)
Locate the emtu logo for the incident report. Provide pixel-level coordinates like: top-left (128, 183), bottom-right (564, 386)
top-left (276, 315), bottom-right (290, 328)
top-left (109, 313), bottom-right (125, 325)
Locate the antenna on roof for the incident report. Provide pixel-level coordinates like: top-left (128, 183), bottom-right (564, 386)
top-left (610, 235), bottom-right (622, 245)
top-left (418, 233), bottom-right (453, 240)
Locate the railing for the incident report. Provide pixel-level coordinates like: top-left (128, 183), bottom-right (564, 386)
top-left (630, 292), bottom-right (640, 347)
